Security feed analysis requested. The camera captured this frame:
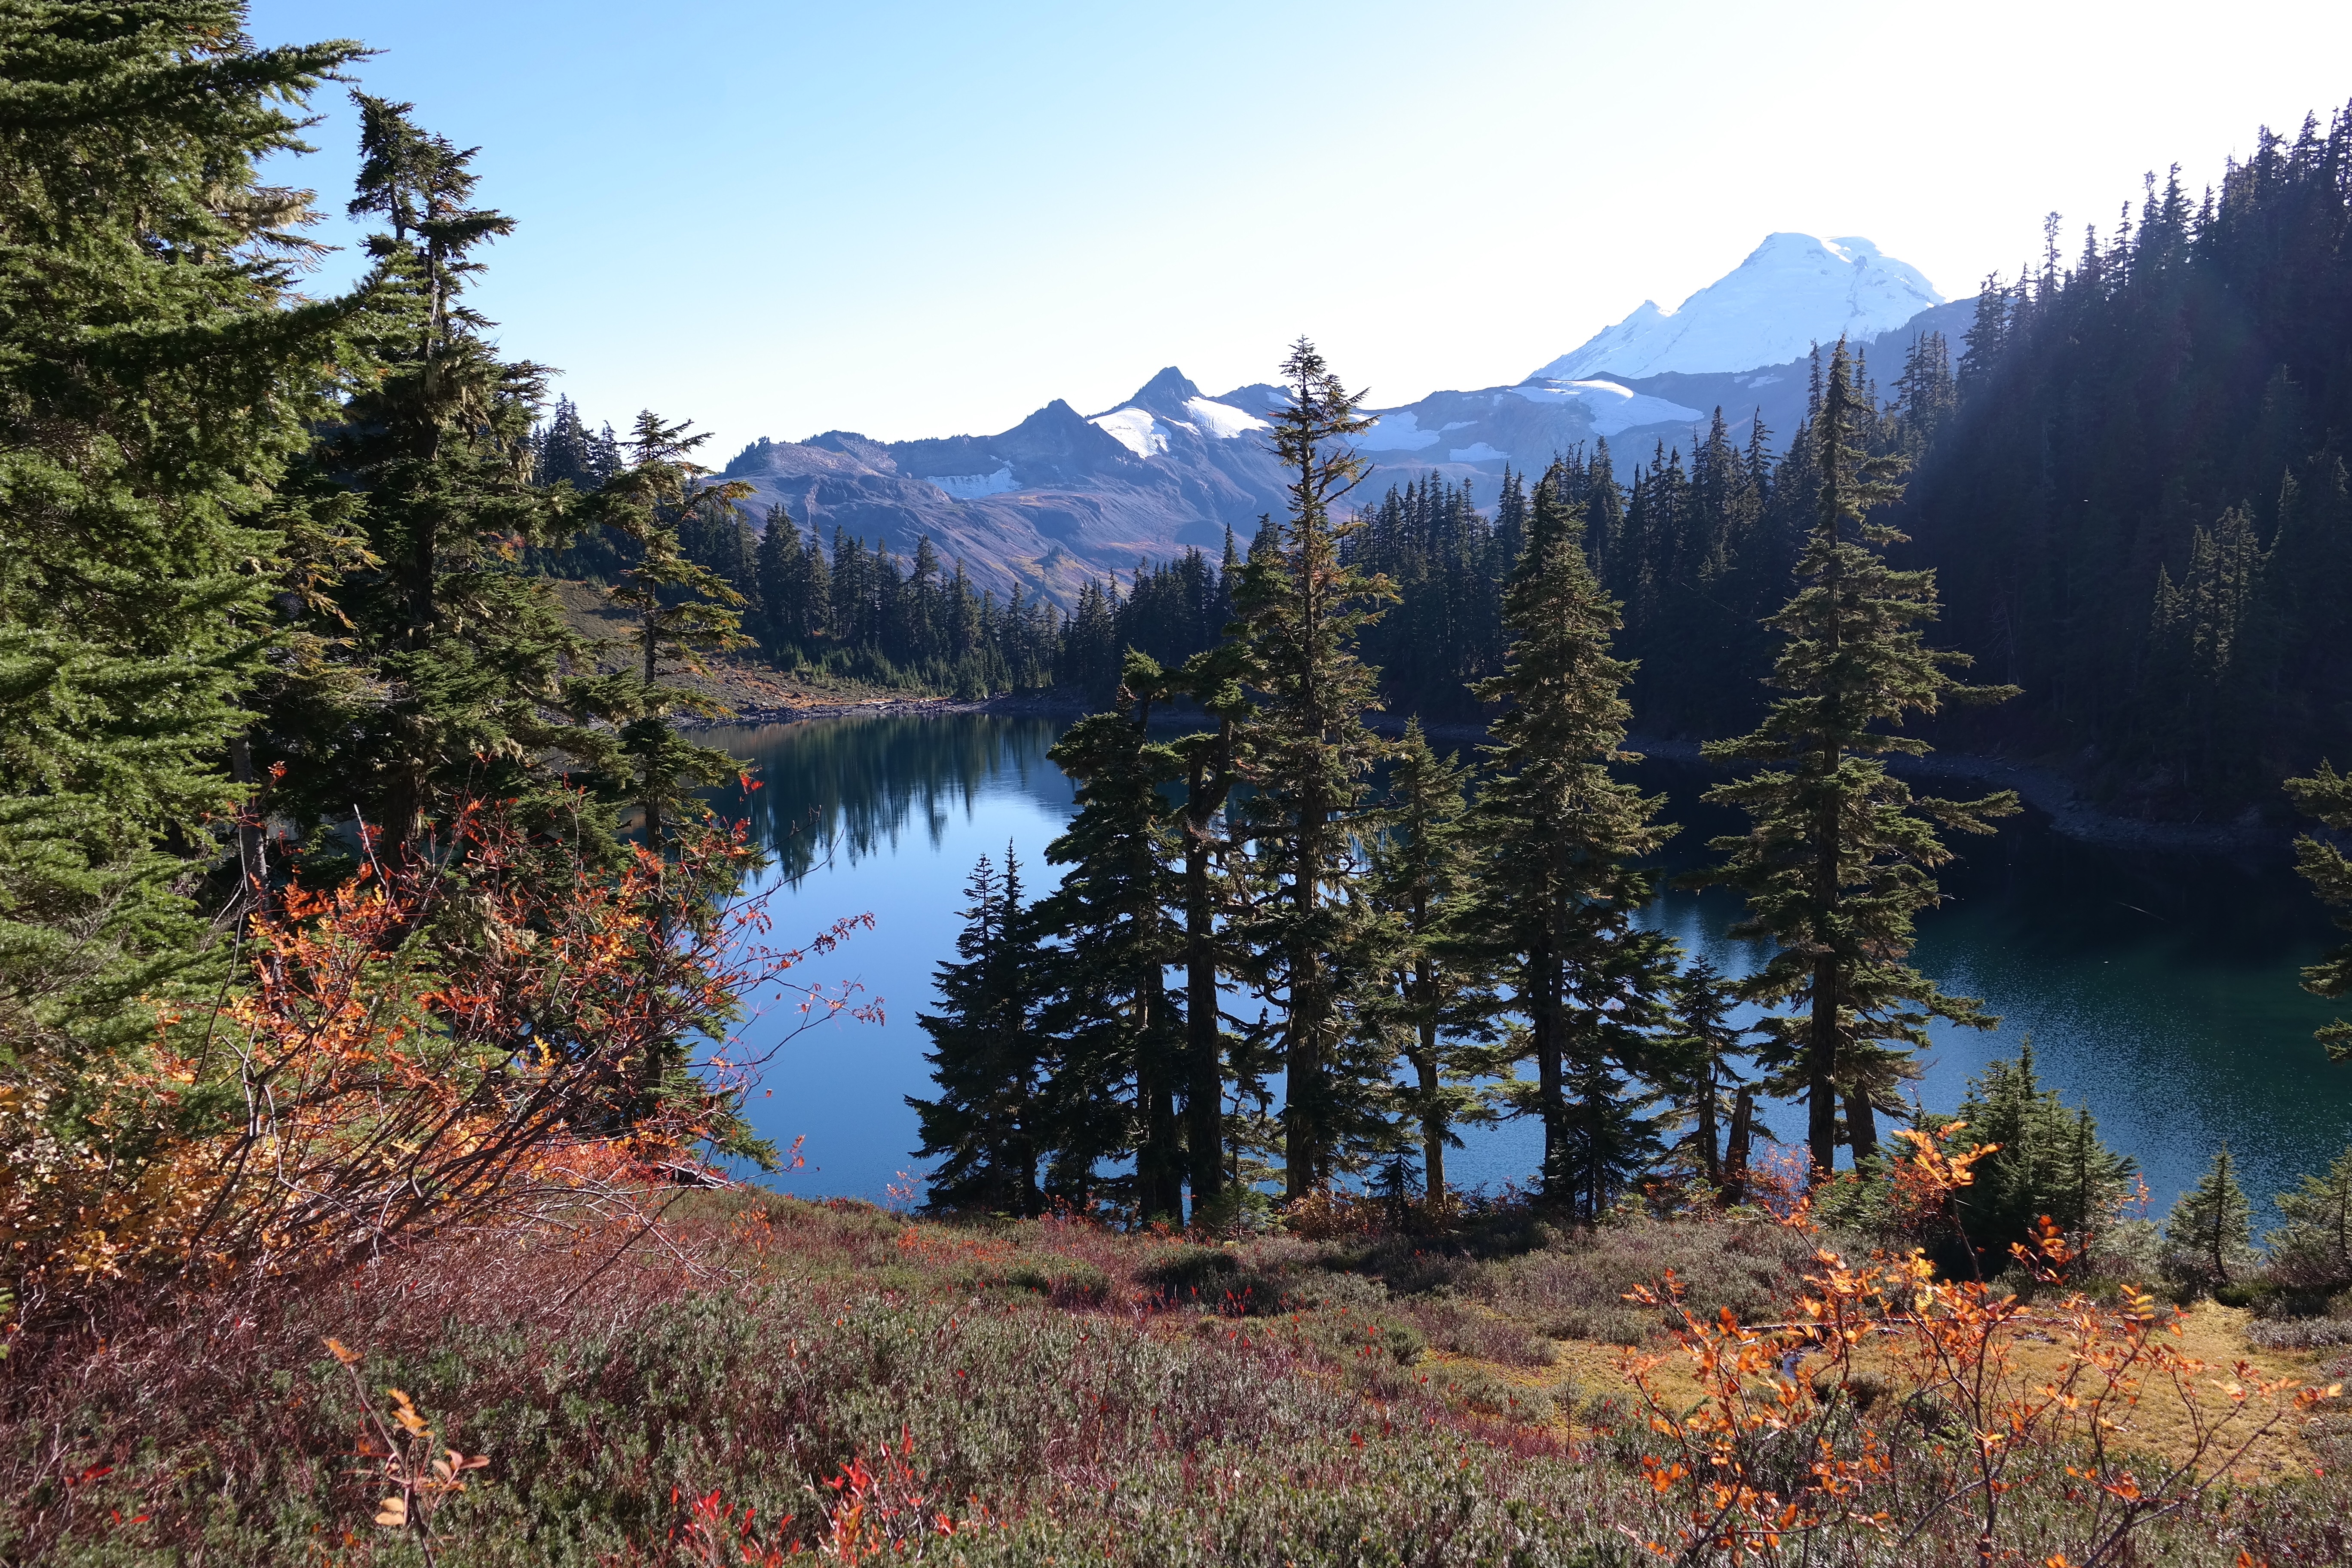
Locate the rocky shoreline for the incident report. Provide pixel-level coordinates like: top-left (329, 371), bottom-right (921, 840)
top-left (693, 689), bottom-right (1090, 728)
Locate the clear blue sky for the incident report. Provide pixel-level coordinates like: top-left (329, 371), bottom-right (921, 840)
top-left (249, 0), bottom-right (2352, 456)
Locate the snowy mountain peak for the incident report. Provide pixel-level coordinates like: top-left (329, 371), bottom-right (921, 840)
top-left (1087, 368), bottom-right (1271, 459)
top-left (1528, 232), bottom-right (1944, 383)
top-left (1120, 366), bottom-right (1204, 416)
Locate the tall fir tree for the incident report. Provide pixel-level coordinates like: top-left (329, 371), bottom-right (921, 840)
top-left (1936, 1044), bottom-right (2136, 1274)
top-left (910, 848), bottom-right (1049, 1215)
top-left (1657, 961), bottom-right (1753, 1197)
top-left (1231, 339), bottom-right (1398, 1200)
top-left (0, 3), bottom-right (364, 1072)
top-left (1366, 722), bottom-right (1493, 1200)
top-left (1167, 645), bottom-right (1252, 1215)
top-left (1038, 653), bottom-right (1187, 1219)
top-left (1057, 576), bottom-right (1123, 698)
top-left (2285, 761), bottom-right (2352, 1059)
top-left (589, 412), bottom-right (756, 848)
top-left (1698, 342), bottom-right (2020, 1177)
top-left (277, 93), bottom-right (601, 853)
top-left (1466, 468), bottom-right (1679, 1218)
top-left (2266, 1144), bottom-right (2352, 1294)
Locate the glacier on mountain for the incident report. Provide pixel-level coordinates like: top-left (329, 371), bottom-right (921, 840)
top-left (1090, 406), bottom-right (1168, 460)
top-left (1502, 380), bottom-right (1705, 436)
top-left (1353, 411), bottom-right (1443, 452)
top-left (1182, 396), bottom-right (1268, 440)
top-left (928, 468), bottom-right (1017, 500)
top-left (1529, 233), bottom-right (1943, 382)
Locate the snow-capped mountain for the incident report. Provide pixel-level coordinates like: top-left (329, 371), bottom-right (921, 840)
top-left (716, 235), bottom-right (1967, 605)
top-left (1084, 367), bottom-right (1272, 459)
top-left (1530, 233), bottom-right (1943, 382)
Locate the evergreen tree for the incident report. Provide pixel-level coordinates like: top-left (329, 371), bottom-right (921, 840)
top-left (1231, 339), bottom-right (1398, 1199)
top-left (2285, 760), bottom-right (2352, 1059)
top-left (1038, 653), bottom-right (1186, 1219)
top-left (2164, 1145), bottom-right (2257, 1292)
top-left (1115, 548), bottom-right (1225, 672)
top-left (532, 397), bottom-right (601, 490)
top-left (1889, 331), bottom-right (1957, 458)
top-left (592, 411), bottom-right (756, 847)
top-left (1352, 470), bottom-right (1510, 719)
top-left (2267, 1145), bottom-right (2352, 1295)
top-left (752, 506), bottom-right (802, 659)
top-left (272, 92), bottom-right (603, 854)
top-left (2145, 504), bottom-right (2272, 780)
top-left (1898, 109), bottom-right (2352, 811)
top-left (526, 405), bottom-right (633, 580)
top-left (1937, 1044), bottom-right (2136, 1274)
top-left (1366, 722), bottom-right (1493, 1200)
top-left (0, 3), bottom-right (363, 1068)
top-left (910, 848), bottom-right (1049, 1215)
top-left (1057, 577), bottom-right (1122, 698)
top-left (1698, 342), bottom-right (2020, 1177)
top-left (1167, 645), bottom-right (1252, 1216)
top-left (1657, 961), bottom-right (1753, 1198)
top-left (1465, 469), bottom-right (1678, 1218)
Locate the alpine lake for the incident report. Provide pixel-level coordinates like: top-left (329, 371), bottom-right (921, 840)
top-left (700, 710), bottom-right (2352, 1224)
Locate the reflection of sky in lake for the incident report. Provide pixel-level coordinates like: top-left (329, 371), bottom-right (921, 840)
top-left (706, 717), bottom-right (1076, 1203)
top-left (707, 716), bottom-right (2352, 1221)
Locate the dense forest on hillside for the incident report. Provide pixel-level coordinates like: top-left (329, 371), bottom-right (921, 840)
top-left (1902, 120), bottom-right (2352, 814)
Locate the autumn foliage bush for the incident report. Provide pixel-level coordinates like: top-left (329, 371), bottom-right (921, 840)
top-left (1623, 1127), bottom-right (2341, 1566)
top-left (0, 804), bottom-right (865, 1324)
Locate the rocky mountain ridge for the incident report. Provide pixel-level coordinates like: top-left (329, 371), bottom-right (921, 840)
top-left (718, 238), bottom-right (1973, 604)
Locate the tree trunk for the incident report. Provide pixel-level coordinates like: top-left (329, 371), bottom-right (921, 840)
top-left (1807, 969), bottom-right (1839, 1177)
top-left (1415, 956), bottom-right (1445, 1201)
top-left (1137, 971), bottom-right (1183, 1222)
top-left (1283, 967), bottom-right (1323, 1200)
top-left (1285, 794), bottom-right (1328, 1200)
top-left (1183, 743), bottom-right (1230, 1219)
top-left (1532, 938), bottom-right (1565, 1202)
top-left (1695, 1056), bottom-right (1720, 1191)
top-left (1844, 1083), bottom-right (1879, 1164)
top-left (227, 735), bottom-right (267, 912)
top-left (1724, 1087), bottom-right (1755, 1206)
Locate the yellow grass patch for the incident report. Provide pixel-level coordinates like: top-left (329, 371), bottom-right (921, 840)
top-left (1435, 1300), bottom-right (2343, 1483)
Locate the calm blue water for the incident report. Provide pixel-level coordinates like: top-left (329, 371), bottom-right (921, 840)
top-left (704, 713), bottom-right (2352, 1220)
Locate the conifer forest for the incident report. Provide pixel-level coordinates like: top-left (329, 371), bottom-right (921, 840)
top-left (12, 5), bottom-right (2352, 1564)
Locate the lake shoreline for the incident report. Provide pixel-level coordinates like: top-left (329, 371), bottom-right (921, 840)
top-left (701, 691), bottom-right (2292, 858)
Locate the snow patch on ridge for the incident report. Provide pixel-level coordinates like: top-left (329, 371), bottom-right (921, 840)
top-left (1090, 407), bottom-right (1167, 460)
top-left (1183, 397), bottom-right (1268, 440)
top-left (1505, 380), bottom-right (1705, 436)
top-left (928, 468), bottom-right (1017, 500)
top-left (1449, 443), bottom-right (1509, 464)
top-left (1351, 411), bottom-right (1442, 452)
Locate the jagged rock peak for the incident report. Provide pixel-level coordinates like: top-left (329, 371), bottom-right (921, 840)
top-left (1119, 366), bottom-right (1204, 416)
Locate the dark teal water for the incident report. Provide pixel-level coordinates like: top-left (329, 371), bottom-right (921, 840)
top-left (704, 713), bottom-right (2352, 1221)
